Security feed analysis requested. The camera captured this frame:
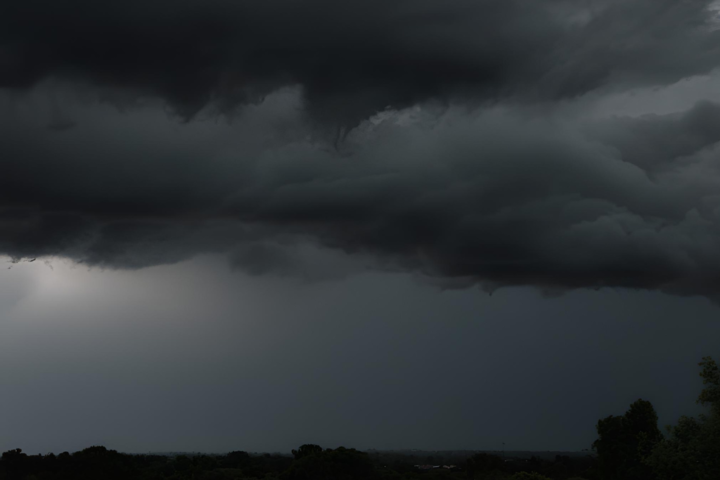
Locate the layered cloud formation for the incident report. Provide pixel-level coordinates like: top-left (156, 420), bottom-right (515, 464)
top-left (3, 0), bottom-right (720, 298)
top-left (3, 0), bottom-right (719, 121)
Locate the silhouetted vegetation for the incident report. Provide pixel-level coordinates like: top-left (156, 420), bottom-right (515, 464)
top-left (0, 447), bottom-right (596, 480)
top-left (642, 356), bottom-right (720, 480)
top-left (2, 357), bottom-right (719, 480)
top-left (593, 399), bottom-right (661, 480)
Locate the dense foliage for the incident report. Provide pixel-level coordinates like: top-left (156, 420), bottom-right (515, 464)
top-left (642, 357), bottom-right (720, 480)
top-left (592, 399), bottom-right (662, 480)
top-left (592, 356), bottom-right (720, 480)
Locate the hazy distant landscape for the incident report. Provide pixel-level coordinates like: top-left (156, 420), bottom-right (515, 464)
top-left (2, 354), bottom-right (719, 479)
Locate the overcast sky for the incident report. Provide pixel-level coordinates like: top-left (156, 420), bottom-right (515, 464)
top-left (2, 0), bottom-right (720, 454)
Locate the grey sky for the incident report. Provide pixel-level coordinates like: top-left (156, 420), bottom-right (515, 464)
top-left (2, 0), bottom-right (720, 455)
top-left (1, 256), bottom-right (719, 454)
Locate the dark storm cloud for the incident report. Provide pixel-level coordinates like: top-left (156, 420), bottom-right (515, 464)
top-left (3, 80), bottom-right (720, 299)
top-left (1, 0), bottom-right (719, 124)
top-left (3, 0), bottom-right (720, 299)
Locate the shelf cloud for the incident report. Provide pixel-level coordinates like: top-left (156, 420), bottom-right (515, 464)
top-left (3, 0), bottom-right (720, 299)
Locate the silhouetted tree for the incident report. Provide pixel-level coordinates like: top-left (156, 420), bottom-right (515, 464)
top-left (291, 444), bottom-right (323, 460)
top-left (1, 449), bottom-right (28, 480)
top-left (644, 356), bottom-right (720, 480)
top-left (593, 399), bottom-right (661, 480)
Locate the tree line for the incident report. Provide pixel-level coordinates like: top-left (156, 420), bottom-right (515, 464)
top-left (1, 356), bottom-right (718, 480)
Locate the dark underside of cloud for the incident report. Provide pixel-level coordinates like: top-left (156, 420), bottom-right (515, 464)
top-left (3, 0), bottom-right (720, 122)
top-left (3, 0), bottom-right (720, 300)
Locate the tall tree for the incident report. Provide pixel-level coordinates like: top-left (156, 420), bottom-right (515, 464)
top-left (593, 399), bottom-right (662, 480)
top-left (645, 357), bottom-right (720, 480)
